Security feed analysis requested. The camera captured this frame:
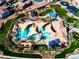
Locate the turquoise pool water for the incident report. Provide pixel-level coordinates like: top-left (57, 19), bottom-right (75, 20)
top-left (16, 27), bottom-right (52, 40)
top-left (49, 12), bottom-right (57, 18)
top-left (36, 27), bottom-right (45, 33)
top-left (29, 33), bottom-right (52, 40)
top-left (41, 33), bottom-right (52, 39)
top-left (33, 0), bottom-right (43, 2)
top-left (16, 27), bottom-right (30, 39)
top-left (29, 33), bottom-right (38, 40)
top-left (16, 24), bottom-right (52, 39)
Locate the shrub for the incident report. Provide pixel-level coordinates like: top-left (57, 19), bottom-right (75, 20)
top-left (50, 5), bottom-right (68, 17)
top-left (39, 9), bottom-right (53, 16)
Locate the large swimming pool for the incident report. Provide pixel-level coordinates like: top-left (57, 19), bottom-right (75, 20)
top-left (60, 1), bottom-right (79, 15)
top-left (16, 26), bottom-right (30, 39)
top-left (49, 12), bottom-right (57, 18)
top-left (33, 0), bottom-right (43, 2)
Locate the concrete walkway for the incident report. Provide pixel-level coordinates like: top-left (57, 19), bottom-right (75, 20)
top-left (69, 28), bottom-right (79, 33)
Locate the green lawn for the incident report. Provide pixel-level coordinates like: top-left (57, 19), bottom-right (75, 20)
top-left (0, 19), bottom-right (17, 44)
top-left (39, 9), bottom-right (53, 16)
top-left (66, 17), bottom-right (78, 23)
top-left (67, 17), bottom-right (79, 28)
top-left (16, 14), bottom-right (26, 19)
top-left (50, 5), bottom-right (68, 17)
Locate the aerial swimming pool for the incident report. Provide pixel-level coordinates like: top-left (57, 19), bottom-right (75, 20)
top-left (60, 1), bottom-right (79, 15)
top-left (49, 12), bottom-right (57, 18)
top-left (33, 0), bottom-right (44, 2)
top-left (16, 27), bottom-right (30, 39)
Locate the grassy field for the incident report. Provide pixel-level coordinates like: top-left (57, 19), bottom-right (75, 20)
top-left (67, 17), bottom-right (79, 28)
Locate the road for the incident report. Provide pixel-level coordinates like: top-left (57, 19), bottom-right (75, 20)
top-left (0, 55), bottom-right (32, 59)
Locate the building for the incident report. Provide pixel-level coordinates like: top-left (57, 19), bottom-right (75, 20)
top-left (71, 0), bottom-right (79, 9)
top-left (0, 6), bottom-right (16, 19)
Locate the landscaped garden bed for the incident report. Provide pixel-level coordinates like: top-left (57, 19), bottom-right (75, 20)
top-left (50, 5), bottom-right (68, 17)
top-left (39, 9), bottom-right (53, 16)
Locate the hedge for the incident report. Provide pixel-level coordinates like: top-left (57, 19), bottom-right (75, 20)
top-left (0, 45), bottom-right (42, 58)
top-left (50, 5), bottom-right (68, 17)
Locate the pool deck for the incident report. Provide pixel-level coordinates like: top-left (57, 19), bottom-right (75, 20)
top-left (13, 16), bottom-right (68, 46)
top-left (11, 0), bottom-right (68, 46)
top-left (18, 20), bottom-right (33, 31)
top-left (52, 18), bottom-right (67, 42)
top-left (41, 18), bottom-right (67, 45)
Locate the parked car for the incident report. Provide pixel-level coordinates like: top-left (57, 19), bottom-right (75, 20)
top-left (1, 6), bottom-right (16, 19)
